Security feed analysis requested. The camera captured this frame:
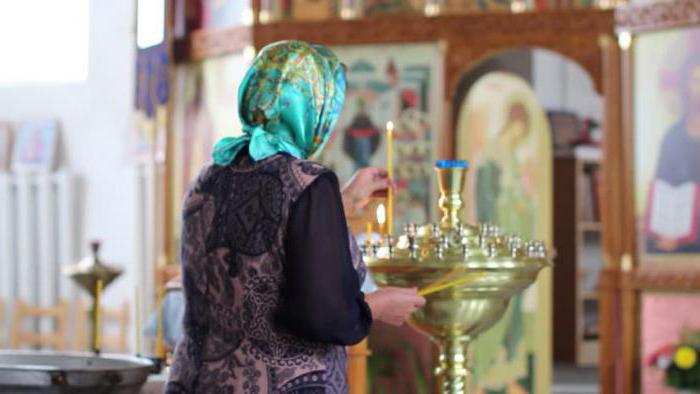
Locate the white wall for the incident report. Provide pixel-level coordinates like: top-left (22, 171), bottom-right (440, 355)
top-left (0, 0), bottom-right (138, 309)
top-left (532, 49), bottom-right (603, 122)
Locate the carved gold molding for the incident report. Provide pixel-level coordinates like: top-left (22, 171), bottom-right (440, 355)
top-left (616, 0), bottom-right (700, 33)
top-left (621, 265), bottom-right (700, 291)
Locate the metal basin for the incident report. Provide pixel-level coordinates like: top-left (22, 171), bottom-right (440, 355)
top-left (0, 351), bottom-right (153, 394)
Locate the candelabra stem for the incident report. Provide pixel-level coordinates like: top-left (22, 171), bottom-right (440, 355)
top-left (434, 337), bottom-right (472, 394)
top-left (90, 302), bottom-right (100, 354)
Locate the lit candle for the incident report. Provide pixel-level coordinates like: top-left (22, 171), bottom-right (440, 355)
top-left (135, 286), bottom-right (142, 355)
top-left (94, 279), bottom-right (103, 353)
top-left (376, 204), bottom-right (386, 235)
top-left (155, 286), bottom-right (164, 358)
top-left (386, 121), bottom-right (394, 236)
top-left (366, 222), bottom-right (374, 246)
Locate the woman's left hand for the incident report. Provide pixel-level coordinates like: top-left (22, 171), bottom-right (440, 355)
top-left (341, 167), bottom-right (392, 218)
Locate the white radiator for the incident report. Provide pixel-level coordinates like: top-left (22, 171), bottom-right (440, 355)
top-left (0, 171), bottom-right (78, 339)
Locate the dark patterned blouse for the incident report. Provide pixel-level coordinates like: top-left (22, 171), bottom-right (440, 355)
top-left (165, 153), bottom-right (372, 394)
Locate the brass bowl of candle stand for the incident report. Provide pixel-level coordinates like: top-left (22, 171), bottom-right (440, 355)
top-left (364, 161), bottom-right (551, 394)
top-left (63, 241), bottom-right (123, 354)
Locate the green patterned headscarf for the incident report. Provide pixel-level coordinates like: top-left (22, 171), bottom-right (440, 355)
top-left (212, 40), bottom-right (346, 165)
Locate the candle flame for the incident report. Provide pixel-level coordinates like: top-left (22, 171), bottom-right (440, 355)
top-left (386, 121), bottom-right (394, 133)
top-left (376, 203), bottom-right (386, 225)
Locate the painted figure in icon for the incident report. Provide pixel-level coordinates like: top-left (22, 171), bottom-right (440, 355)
top-left (458, 71), bottom-right (551, 393)
top-left (645, 50), bottom-right (700, 254)
top-left (472, 99), bottom-right (537, 393)
top-left (343, 97), bottom-right (382, 171)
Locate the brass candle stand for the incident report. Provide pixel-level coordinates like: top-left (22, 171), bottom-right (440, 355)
top-left (364, 161), bottom-right (551, 394)
top-left (63, 241), bottom-right (122, 354)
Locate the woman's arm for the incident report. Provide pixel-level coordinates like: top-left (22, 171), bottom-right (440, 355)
top-left (340, 167), bottom-right (391, 218)
top-left (276, 172), bottom-right (372, 346)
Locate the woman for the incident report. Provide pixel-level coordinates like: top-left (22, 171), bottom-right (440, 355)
top-left (165, 41), bottom-right (425, 394)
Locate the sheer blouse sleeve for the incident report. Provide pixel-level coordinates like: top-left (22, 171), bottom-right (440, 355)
top-left (275, 172), bottom-right (372, 346)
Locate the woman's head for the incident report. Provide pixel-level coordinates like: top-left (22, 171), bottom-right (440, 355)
top-left (213, 41), bottom-right (346, 165)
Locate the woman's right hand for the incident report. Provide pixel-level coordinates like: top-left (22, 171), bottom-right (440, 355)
top-left (365, 287), bottom-right (426, 326)
top-left (341, 167), bottom-right (393, 218)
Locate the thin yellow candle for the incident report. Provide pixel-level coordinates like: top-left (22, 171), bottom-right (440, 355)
top-left (94, 279), bottom-right (103, 352)
top-left (366, 222), bottom-right (374, 245)
top-left (418, 272), bottom-right (486, 296)
top-left (376, 204), bottom-right (386, 235)
top-left (155, 286), bottom-right (164, 358)
top-left (422, 267), bottom-right (465, 292)
top-left (135, 286), bottom-right (142, 355)
top-left (385, 121), bottom-right (394, 236)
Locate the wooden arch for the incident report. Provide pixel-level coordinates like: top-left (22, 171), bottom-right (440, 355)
top-left (441, 11), bottom-right (613, 98)
top-left (448, 43), bottom-right (603, 102)
top-left (448, 44), bottom-right (604, 141)
top-left (249, 10), bottom-right (614, 98)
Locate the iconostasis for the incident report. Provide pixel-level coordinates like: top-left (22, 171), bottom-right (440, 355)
top-left (612, 1), bottom-right (700, 393)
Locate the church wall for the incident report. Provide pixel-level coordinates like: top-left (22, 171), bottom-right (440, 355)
top-left (0, 0), bottom-right (138, 311)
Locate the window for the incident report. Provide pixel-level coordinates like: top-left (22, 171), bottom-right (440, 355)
top-left (137, 0), bottom-right (165, 49)
top-left (0, 0), bottom-right (90, 85)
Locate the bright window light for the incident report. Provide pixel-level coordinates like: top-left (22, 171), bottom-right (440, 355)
top-left (0, 0), bottom-right (90, 85)
top-left (137, 0), bottom-right (165, 49)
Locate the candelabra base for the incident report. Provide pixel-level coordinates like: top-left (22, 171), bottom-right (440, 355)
top-left (433, 337), bottom-right (472, 394)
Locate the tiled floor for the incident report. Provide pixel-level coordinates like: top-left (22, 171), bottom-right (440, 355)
top-left (552, 364), bottom-right (599, 394)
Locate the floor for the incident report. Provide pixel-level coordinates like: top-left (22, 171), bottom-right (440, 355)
top-left (552, 364), bottom-right (600, 394)
top-left (144, 364), bottom-right (601, 393)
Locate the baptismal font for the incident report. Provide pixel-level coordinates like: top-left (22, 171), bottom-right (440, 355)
top-left (364, 160), bottom-right (551, 394)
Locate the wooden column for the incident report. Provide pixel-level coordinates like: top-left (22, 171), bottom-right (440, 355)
top-left (620, 269), bottom-right (638, 394)
top-left (598, 268), bottom-right (621, 394)
top-left (347, 339), bottom-right (371, 394)
top-left (619, 30), bottom-right (637, 394)
top-left (598, 32), bottom-right (624, 394)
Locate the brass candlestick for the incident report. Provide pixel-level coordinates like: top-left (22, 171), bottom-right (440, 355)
top-left (364, 160), bottom-right (551, 394)
top-left (64, 241), bottom-right (122, 354)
